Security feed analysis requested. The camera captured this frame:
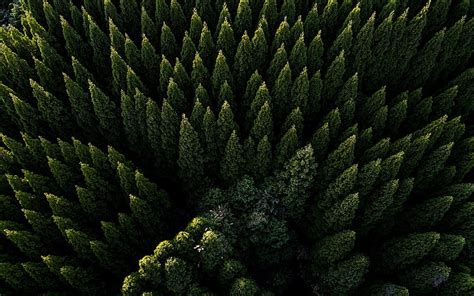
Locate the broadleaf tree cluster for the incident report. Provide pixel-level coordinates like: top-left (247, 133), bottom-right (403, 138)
top-left (0, 0), bottom-right (474, 295)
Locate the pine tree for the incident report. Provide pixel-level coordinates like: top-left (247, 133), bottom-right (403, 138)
top-left (63, 74), bottom-right (96, 137)
top-left (170, 0), bottom-right (186, 35)
top-left (61, 16), bottom-right (88, 64)
top-left (111, 47), bottom-right (128, 95)
top-left (272, 62), bottom-right (292, 121)
top-left (87, 15), bottom-right (110, 77)
top-left (242, 71), bottom-right (264, 113)
top-left (267, 43), bottom-right (288, 86)
top-left (251, 26), bottom-right (268, 72)
top-left (190, 8), bottom-right (203, 44)
top-left (203, 107), bottom-right (219, 172)
top-left (141, 36), bottom-right (161, 88)
top-left (88, 80), bottom-right (120, 144)
top-left (320, 254), bottom-right (369, 295)
top-left (218, 81), bottom-right (235, 108)
top-left (155, 0), bottom-right (170, 27)
top-left (307, 31), bottom-right (323, 74)
top-left (159, 55), bottom-right (173, 96)
top-left (289, 33), bottom-right (307, 74)
top-left (194, 83), bottom-right (210, 107)
top-left (282, 107), bottom-right (304, 140)
top-left (125, 34), bottom-right (141, 71)
top-left (320, 0), bottom-right (338, 37)
top-left (280, 0), bottom-right (296, 25)
top-left (216, 3), bottom-right (231, 38)
top-left (217, 101), bottom-right (238, 153)
top-left (287, 13), bottom-right (301, 41)
top-left (167, 78), bottom-right (187, 114)
top-left (160, 101), bottom-right (180, 166)
top-left (271, 18), bottom-right (290, 53)
top-left (276, 144), bottom-right (316, 219)
top-left (212, 51), bottom-right (233, 97)
top-left (290, 67), bottom-right (309, 115)
top-left (146, 99), bottom-right (162, 165)
top-left (29, 80), bottom-right (71, 137)
top-left (235, 0), bottom-right (252, 37)
top-left (181, 32), bottom-right (197, 69)
top-left (250, 101), bottom-right (273, 142)
top-left (260, 0), bottom-right (277, 30)
top-left (121, 91), bottom-right (140, 149)
top-left (254, 135), bottom-right (272, 180)
top-left (377, 232), bottom-right (440, 271)
top-left (323, 50), bottom-right (346, 101)
top-left (141, 7), bottom-right (157, 46)
top-left (352, 12), bottom-right (375, 77)
top-left (275, 126), bottom-right (298, 167)
top-left (105, 1), bottom-right (122, 30)
top-left (233, 32), bottom-right (253, 91)
top-left (198, 23), bottom-right (215, 67)
top-left (191, 52), bottom-right (209, 89)
top-left (311, 230), bottom-right (356, 269)
top-left (220, 130), bottom-right (244, 185)
top-left (328, 21), bottom-right (353, 63)
top-left (161, 22), bottom-right (178, 59)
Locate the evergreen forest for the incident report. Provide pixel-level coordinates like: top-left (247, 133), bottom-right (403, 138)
top-left (0, 0), bottom-right (473, 295)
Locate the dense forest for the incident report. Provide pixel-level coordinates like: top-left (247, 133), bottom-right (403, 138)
top-left (0, 0), bottom-right (473, 295)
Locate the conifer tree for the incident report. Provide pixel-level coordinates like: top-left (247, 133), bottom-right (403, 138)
top-left (155, 0), bottom-right (170, 27)
top-left (307, 31), bottom-right (324, 74)
top-left (272, 18), bottom-right (291, 53)
top-left (170, 0), bottom-right (186, 35)
top-left (141, 7), bottom-right (157, 46)
top-left (191, 53), bottom-right (209, 89)
top-left (146, 99), bottom-right (162, 165)
top-left (160, 101), bottom-right (180, 166)
top-left (141, 36), bottom-right (161, 88)
top-left (195, 83), bottom-right (211, 107)
top-left (352, 12), bottom-right (375, 77)
top-left (161, 22), bottom-right (178, 59)
top-left (252, 26), bottom-right (268, 72)
top-left (203, 106), bottom-right (219, 172)
top-left (289, 16), bottom-right (304, 45)
top-left (267, 43), bottom-right (288, 86)
top-left (254, 135), bottom-right (272, 180)
top-left (1, 2), bottom-right (474, 295)
top-left (235, 0), bottom-right (252, 37)
top-left (275, 126), bottom-right (298, 168)
top-left (260, 0), bottom-right (277, 29)
top-left (220, 130), bottom-right (244, 185)
top-left (87, 15), bottom-right (110, 77)
top-left (61, 16), bottom-right (88, 64)
top-left (212, 51), bottom-right (233, 97)
top-left (217, 101), bottom-right (238, 153)
top-left (181, 32), bottom-right (197, 69)
top-left (272, 62), bottom-right (292, 121)
top-left (198, 23), bottom-right (215, 67)
top-left (218, 81), bottom-right (235, 108)
top-left (104, 1), bottom-right (122, 30)
top-left (250, 101), bottom-right (273, 142)
top-left (328, 21), bottom-right (353, 63)
top-left (233, 32), bottom-right (253, 91)
top-left (111, 47), bottom-right (128, 95)
top-left (280, 0), bottom-right (296, 25)
top-left (190, 8), bottom-right (203, 44)
top-left (323, 50), bottom-right (346, 101)
top-left (289, 33), bottom-right (307, 75)
top-left (282, 107), bottom-right (304, 140)
top-left (216, 4), bottom-right (231, 38)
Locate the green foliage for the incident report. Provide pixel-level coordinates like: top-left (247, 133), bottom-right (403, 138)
top-left (0, 1), bottom-right (473, 295)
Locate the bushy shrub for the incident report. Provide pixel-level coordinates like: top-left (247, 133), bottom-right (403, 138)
top-left (0, 0), bottom-right (473, 295)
